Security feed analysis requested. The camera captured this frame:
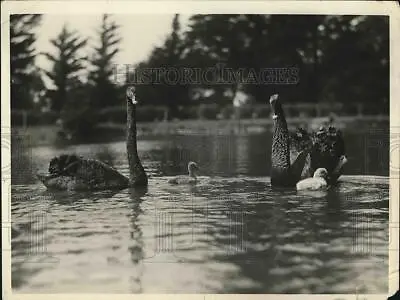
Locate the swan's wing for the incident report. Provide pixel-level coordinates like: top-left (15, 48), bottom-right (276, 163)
top-left (48, 154), bottom-right (80, 176)
top-left (75, 159), bottom-right (129, 187)
top-left (290, 150), bottom-right (309, 182)
top-left (310, 126), bottom-right (346, 175)
top-left (39, 156), bottom-right (128, 190)
top-left (289, 128), bottom-right (313, 167)
top-left (328, 155), bottom-right (348, 184)
top-left (288, 128), bottom-right (313, 181)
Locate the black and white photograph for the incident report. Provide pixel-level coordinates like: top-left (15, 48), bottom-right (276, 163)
top-left (2, 0), bottom-right (399, 296)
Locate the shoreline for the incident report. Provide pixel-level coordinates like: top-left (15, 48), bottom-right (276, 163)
top-left (12, 115), bottom-right (389, 147)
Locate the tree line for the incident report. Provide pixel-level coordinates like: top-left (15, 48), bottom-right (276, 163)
top-left (10, 14), bottom-right (389, 128)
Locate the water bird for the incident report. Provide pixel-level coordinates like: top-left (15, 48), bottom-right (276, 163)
top-left (168, 161), bottom-right (199, 185)
top-left (308, 126), bottom-right (347, 184)
top-left (37, 86), bottom-right (148, 191)
top-left (296, 168), bottom-right (328, 191)
top-left (269, 94), bottom-right (347, 187)
top-left (270, 94), bottom-right (310, 187)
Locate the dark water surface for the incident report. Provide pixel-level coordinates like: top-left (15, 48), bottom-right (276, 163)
top-left (11, 132), bottom-right (389, 293)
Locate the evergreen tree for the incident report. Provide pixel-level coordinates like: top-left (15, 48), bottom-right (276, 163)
top-left (10, 14), bottom-right (42, 110)
top-left (44, 24), bottom-right (88, 112)
top-left (134, 14), bottom-right (190, 119)
top-left (89, 14), bottom-right (122, 108)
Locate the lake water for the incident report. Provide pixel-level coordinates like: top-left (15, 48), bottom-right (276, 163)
top-left (10, 131), bottom-right (389, 293)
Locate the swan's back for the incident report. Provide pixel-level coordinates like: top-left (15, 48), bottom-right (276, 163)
top-left (311, 126), bottom-right (345, 174)
top-left (76, 159), bottom-right (129, 188)
top-left (38, 155), bottom-right (129, 191)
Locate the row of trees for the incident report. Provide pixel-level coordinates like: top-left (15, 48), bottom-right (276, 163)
top-left (134, 14), bottom-right (388, 114)
top-left (11, 14), bottom-right (124, 134)
top-left (10, 14), bottom-right (389, 126)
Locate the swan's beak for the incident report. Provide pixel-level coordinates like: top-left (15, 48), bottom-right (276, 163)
top-left (269, 94), bottom-right (279, 105)
top-left (269, 94), bottom-right (280, 119)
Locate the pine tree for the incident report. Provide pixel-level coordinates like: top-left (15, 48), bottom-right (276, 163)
top-left (89, 14), bottom-right (122, 108)
top-left (10, 14), bottom-right (42, 110)
top-left (134, 14), bottom-right (189, 118)
top-left (44, 24), bottom-right (88, 112)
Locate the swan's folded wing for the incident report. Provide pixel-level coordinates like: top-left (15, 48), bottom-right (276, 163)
top-left (290, 150), bottom-right (309, 182)
top-left (75, 159), bottom-right (129, 187)
top-left (300, 154), bottom-right (313, 179)
top-left (289, 128), bottom-right (313, 180)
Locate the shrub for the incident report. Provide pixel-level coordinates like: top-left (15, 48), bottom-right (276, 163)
top-left (177, 106), bottom-right (198, 120)
top-left (11, 110), bottom-right (59, 126)
top-left (136, 106), bottom-right (167, 122)
top-left (256, 106), bottom-right (271, 119)
top-left (238, 105), bottom-right (254, 119)
top-left (97, 105), bottom-right (168, 123)
top-left (219, 106), bottom-right (234, 119)
top-left (197, 104), bottom-right (219, 120)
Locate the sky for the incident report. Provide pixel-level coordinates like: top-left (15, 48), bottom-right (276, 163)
top-left (35, 14), bottom-right (190, 77)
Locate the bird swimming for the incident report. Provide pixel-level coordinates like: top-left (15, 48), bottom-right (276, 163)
top-left (36, 86), bottom-right (148, 191)
top-left (308, 126), bottom-right (347, 184)
top-left (168, 161), bottom-right (199, 185)
top-left (270, 94), bottom-right (310, 187)
top-left (269, 94), bottom-right (347, 188)
top-left (296, 168), bottom-right (328, 191)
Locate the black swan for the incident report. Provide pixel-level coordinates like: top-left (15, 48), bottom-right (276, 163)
top-left (36, 86), bottom-right (148, 191)
top-left (308, 126), bottom-right (347, 184)
top-left (296, 168), bottom-right (328, 190)
top-left (168, 161), bottom-right (199, 184)
top-left (270, 94), bottom-right (310, 187)
top-left (269, 94), bottom-right (347, 187)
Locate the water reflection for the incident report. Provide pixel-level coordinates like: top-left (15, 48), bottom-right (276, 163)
top-left (10, 131), bottom-right (389, 293)
top-left (12, 131), bottom-right (389, 184)
top-left (127, 187), bottom-right (148, 293)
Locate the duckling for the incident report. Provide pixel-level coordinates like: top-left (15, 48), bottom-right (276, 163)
top-left (296, 168), bottom-right (328, 191)
top-left (168, 162), bottom-right (199, 185)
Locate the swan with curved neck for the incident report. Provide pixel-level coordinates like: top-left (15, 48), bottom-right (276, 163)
top-left (269, 94), bottom-right (347, 187)
top-left (37, 86), bottom-right (148, 191)
top-left (168, 161), bottom-right (199, 185)
top-left (270, 94), bottom-right (309, 187)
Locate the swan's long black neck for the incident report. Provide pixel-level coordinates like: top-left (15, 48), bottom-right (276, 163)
top-left (270, 97), bottom-right (293, 187)
top-left (127, 98), bottom-right (147, 186)
top-left (127, 99), bottom-right (139, 159)
top-left (271, 103), bottom-right (290, 172)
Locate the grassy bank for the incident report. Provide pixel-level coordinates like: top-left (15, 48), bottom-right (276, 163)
top-left (12, 115), bottom-right (389, 147)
